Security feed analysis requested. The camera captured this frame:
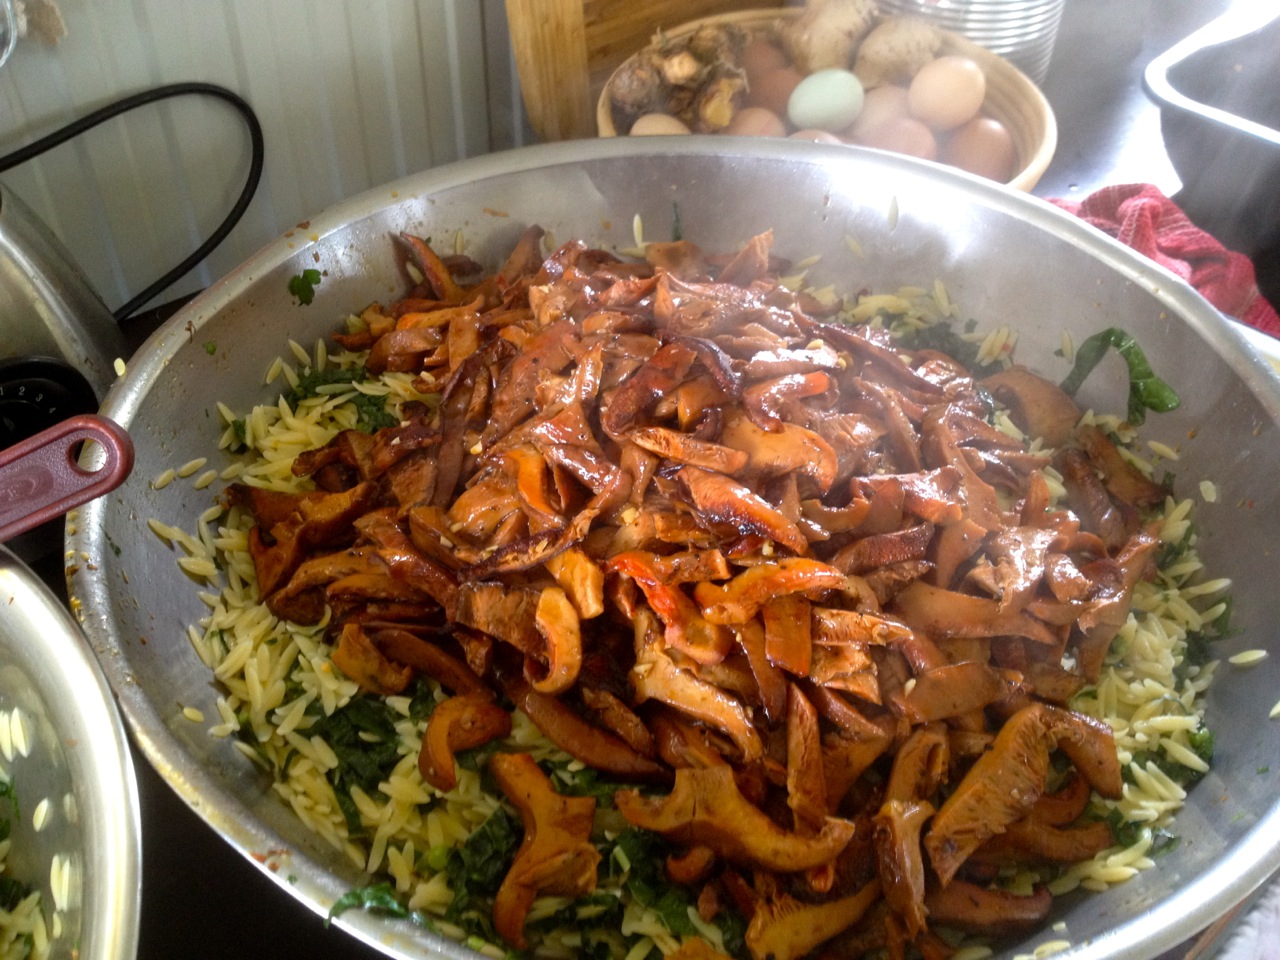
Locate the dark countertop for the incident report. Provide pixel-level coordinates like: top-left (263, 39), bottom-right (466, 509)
top-left (99, 2), bottom-right (1255, 958)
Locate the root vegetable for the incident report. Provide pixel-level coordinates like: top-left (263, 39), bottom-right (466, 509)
top-left (853, 16), bottom-right (945, 89)
top-left (780, 0), bottom-right (877, 74)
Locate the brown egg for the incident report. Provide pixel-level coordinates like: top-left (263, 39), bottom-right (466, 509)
top-left (747, 66), bottom-right (804, 117)
top-left (741, 37), bottom-right (789, 83)
top-left (857, 115), bottom-right (938, 161)
top-left (722, 106), bottom-right (788, 137)
top-left (628, 113), bottom-right (692, 136)
top-left (844, 85), bottom-right (910, 142)
top-left (790, 128), bottom-right (844, 144)
top-left (907, 55), bottom-right (986, 131)
top-left (942, 115), bottom-right (1017, 182)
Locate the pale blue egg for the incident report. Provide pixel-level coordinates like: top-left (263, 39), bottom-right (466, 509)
top-left (786, 69), bottom-right (865, 132)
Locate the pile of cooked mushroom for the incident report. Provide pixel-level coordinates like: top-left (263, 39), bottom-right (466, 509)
top-left (228, 226), bottom-right (1170, 959)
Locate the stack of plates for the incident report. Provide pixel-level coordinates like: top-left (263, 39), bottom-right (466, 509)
top-left (876, 0), bottom-right (1065, 83)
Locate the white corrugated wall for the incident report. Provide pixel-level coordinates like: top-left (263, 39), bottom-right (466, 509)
top-left (0, 0), bottom-right (527, 316)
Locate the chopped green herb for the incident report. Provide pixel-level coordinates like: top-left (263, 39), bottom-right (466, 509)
top-left (1258, 766), bottom-right (1270, 775)
top-left (0, 876), bottom-right (29, 912)
top-left (328, 882), bottom-right (409, 923)
top-left (288, 268), bottom-right (323, 305)
top-left (545, 759), bottom-right (636, 807)
top-left (1060, 327), bottom-right (1180, 425)
top-left (442, 806), bottom-right (521, 942)
top-left (305, 695), bottom-right (404, 836)
top-left (0, 780), bottom-right (14, 841)
top-left (1127, 731), bottom-right (1213, 788)
top-left (283, 365), bottom-right (397, 433)
top-left (203, 340), bottom-right (218, 355)
top-left (604, 829), bottom-right (698, 938)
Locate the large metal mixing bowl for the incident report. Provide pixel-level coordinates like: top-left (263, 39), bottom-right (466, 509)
top-left (68, 138), bottom-right (1280, 960)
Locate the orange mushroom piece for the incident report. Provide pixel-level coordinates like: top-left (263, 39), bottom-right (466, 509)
top-left (744, 879), bottom-right (882, 960)
top-left (489, 752), bottom-right (601, 949)
top-left (528, 586), bottom-right (582, 695)
top-left (543, 546), bottom-right (605, 619)
top-left (693, 558), bottom-right (847, 625)
top-left (614, 765), bottom-right (857, 873)
top-left (418, 694), bottom-right (512, 793)
top-left (331, 623), bottom-right (412, 696)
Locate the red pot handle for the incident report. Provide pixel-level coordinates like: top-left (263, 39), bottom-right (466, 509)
top-left (0, 415), bottom-right (135, 542)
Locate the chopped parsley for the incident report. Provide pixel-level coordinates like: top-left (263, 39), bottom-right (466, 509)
top-left (302, 695), bottom-right (404, 836)
top-left (544, 759), bottom-right (637, 807)
top-left (288, 268), bottom-right (323, 306)
top-left (0, 781), bottom-right (29, 911)
top-left (1128, 728), bottom-right (1215, 789)
top-left (203, 340), bottom-right (218, 355)
top-left (283, 365), bottom-right (398, 434)
top-left (442, 806), bottom-right (522, 942)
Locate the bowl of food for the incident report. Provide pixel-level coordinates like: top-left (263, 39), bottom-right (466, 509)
top-left (68, 137), bottom-right (1280, 960)
top-left (0, 544), bottom-right (140, 960)
top-left (597, 7), bottom-right (1057, 191)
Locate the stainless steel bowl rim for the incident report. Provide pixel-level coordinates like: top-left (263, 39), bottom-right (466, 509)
top-left (71, 137), bottom-right (1280, 960)
top-left (0, 544), bottom-right (141, 960)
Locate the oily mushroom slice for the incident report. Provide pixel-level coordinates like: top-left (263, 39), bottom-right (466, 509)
top-left (631, 614), bottom-right (763, 764)
top-left (371, 627), bottom-right (490, 699)
top-left (502, 674), bottom-right (669, 783)
top-left (874, 798), bottom-right (935, 939)
top-left (627, 426), bottom-right (750, 475)
top-left (676, 465), bottom-right (809, 555)
top-left (614, 765), bottom-right (858, 873)
top-left (489, 752), bottom-right (601, 949)
top-left (742, 371), bottom-right (833, 432)
top-left (891, 580), bottom-right (1061, 647)
top-left (418, 694), bottom-right (513, 792)
top-left (527, 585), bottom-right (583, 695)
top-left (606, 551), bottom-right (732, 665)
top-left (925, 701), bottom-right (1120, 884)
top-left (719, 411), bottom-right (839, 495)
top-left (980, 365), bottom-right (1083, 450)
top-left (1076, 423), bottom-right (1169, 509)
top-left (543, 546), bottom-right (605, 619)
top-left (977, 816), bottom-right (1116, 866)
top-left (744, 880), bottom-right (882, 960)
top-left (693, 558), bottom-right (847, 625)
top-left (924, 704), bottom-right (1057, 884)
top-left (923, 879), bottom-right (1053, 936)
top-left (1073, 530), bottom-right (1160, 683)
top-left (893, 661), bottom-right (1017, 725)
top-left (785, 683), bottom-right (827, 834)
top-left (326, 622), bottom-right (411, 696)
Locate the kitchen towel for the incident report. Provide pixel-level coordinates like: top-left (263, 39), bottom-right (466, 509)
top-left (1050, 184), bottom-right (1280, 339)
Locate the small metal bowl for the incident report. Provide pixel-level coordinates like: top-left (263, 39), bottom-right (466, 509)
top-left (0, 544), bottom-right (140, 960)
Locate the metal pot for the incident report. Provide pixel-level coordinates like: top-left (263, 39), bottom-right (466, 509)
top-left (67, 138), bottom-right (1280, 960)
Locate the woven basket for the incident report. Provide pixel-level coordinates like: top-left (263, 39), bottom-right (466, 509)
top-left (596, 9), bottom-right (1057, 193)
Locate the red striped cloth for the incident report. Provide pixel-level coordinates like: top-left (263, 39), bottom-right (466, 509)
top-left (1050, 184), bottom-right (1280, 338)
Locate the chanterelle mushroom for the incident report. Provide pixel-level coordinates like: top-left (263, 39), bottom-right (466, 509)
top-left (490, 752), bottom-right (601, 949)
top-left (745, 879), bottom-right (881, 960)
top-left (614, 765), bottom-right (858, 873)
